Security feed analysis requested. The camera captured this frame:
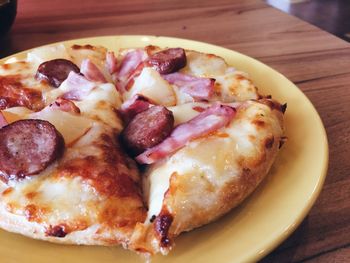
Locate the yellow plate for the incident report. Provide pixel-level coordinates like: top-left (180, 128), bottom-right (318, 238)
top-left (0, 36), bottom-right (328, 263)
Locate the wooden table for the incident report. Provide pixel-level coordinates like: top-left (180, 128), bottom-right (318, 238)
top-left (1, 0), bottom-right (349, 262)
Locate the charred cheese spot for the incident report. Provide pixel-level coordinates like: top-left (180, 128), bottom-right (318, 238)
top-left (214, 82), bottom-right (222, 96)
top-left (2, 64), bottom-right (11, 70)
top-left (96, 100), bottom-right (108, 108)
top-left (58, 134), bottom-right (141, 198)
top-left (265, 136), bottom-right (275, 149)
top-left (46, 221), bottom-right (89, 238)
top-left (154, 212), bottom-right (173, 247)
top-left (24, 204), bottom-right (47, 222)
top-left (145, 45), bottom-right (161, 55)
top-left (235, 74), bottom-right (246, 81)
top-left (279, 136), bottom-right (288, 148)
top-left (71, 44), bottom-right (95, 50)
top-left (46, 224), bottom-right (67, 237)
top-left (99, 201), bottom-right (145, 228)
top-left (206, 53), bottom-right (217, 59)
top-left (281, 103), bottom-right (287, 114)
top-left (192, 106), bottom-right (206, 112)
top-left (257, 99), bottom-right (286, 113)
top-left (150, 215), bottom-right (156, 223)
top-left (248, 135), bottom-right (256, 142)
top-left (2, 187), bottom-right (13, 196)
top-left (215, 132), bottom-right (229, 138)
top-left (1, 61), bottom-right (30, 71)
top-left (252, 119), bottom-right (265, 128)
top-left (25, 191), bottom-right (38, 200)
top-left (5, 203), bottom-right (17, 213)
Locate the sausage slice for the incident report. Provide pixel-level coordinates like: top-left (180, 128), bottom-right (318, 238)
top-left (35, 59), bottom-right (80, 88)
top-left (0, 119), bottom-right (65, 181)
top-left (147, 48), bottom-right (187, 74)
top-left (121, 106), bottom-right (174, 156)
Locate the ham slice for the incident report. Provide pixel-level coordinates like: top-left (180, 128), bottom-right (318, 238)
top-left (162, 72), bottom-right (215, 100)
top-left (115, 50), bottom-right (147, 92)
top-left (61, 72), bottom-right (96, 101)
top-left (106, 51), bottom-right (118, 74)
top-left (0, 112), bottom-right (8, 128)
top-left (118, 49), bottom-right (146, 78)
top-left (49, 98), bottom-right (80, 114)
top-left (81, 59), bottom-right (107, 83)
top-left (136, 103), bottom-right (236, 164)
top-left (119, 94), bottom-right (154, 123)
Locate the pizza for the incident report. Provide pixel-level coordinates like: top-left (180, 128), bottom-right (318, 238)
top-left (0, 42), bottom-right (286, 257)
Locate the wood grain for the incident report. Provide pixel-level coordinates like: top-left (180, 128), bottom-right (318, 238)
top-left (1, 0), bottom-right (350, 262)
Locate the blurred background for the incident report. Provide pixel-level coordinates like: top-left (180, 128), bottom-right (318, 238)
top-left (265, 0), bottom-right (350, 42)
top-left (2, 0), bottom-right (350, 42)
top-left (1, 0), bottom-right (350, 58)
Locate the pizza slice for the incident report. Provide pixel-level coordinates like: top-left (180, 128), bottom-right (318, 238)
top-left (0, 44), bottom-right (146, 247)
top-left (111, 46), bottom-right (285, 255)
top-left (128, 99), bottom-right (285, 254)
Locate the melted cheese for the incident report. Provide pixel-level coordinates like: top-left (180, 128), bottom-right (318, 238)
top-left (1, 174), bottom-right (100, 226)
top-left (214, 71), bottom-right (258, 102)
top-left (27, 44), bottom-right (71, 70)
top-left (75, 83), bottom-right (122, 130)
top-left (181, 51), bottom-right (228, 77)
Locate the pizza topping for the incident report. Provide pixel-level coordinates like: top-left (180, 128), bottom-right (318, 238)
top-left (125, 67), bottom-right (176, 106)
top-left (115, 49), bottom-right (146, 92)
top-left (147, 48), bottom-right (186, 74)
top-left (122, 62), bottom-right (146, 92)
top-left (80, 59), bottom-right (107, 83)
top-left (61, 72), bottom-right (96, 101)
top-left (0, 75), bottom-right (44, 111)
top-left (136, 104), bottom-right (236, 164)
top-left (162, 72), bottom-right (215, 100)
top-left (119, 94), bottom-right (154, 123)
top-left (49, 98), bottom-right (80, 114)
top-left (0, 119), bottom-right (64, 181)
top-left (118, 49), bottom-right (146, 78)
top-left (35, 59), bottom-right (80, 88)
top-left (0, 112), bottom-right (8, 128)
top-left (29, 106), bottom-right (93, 145)
top-left (121, 106), bottom-right (174, 156)
top-left (106, 51), bottom-right (118, 74)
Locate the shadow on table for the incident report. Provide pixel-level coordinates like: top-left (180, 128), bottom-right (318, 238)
top-left (259, 217), bottom-right (310, 263)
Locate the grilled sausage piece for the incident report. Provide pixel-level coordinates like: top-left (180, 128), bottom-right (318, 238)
top-left (147, 48), bottom-right (187, 74)
top-left (0, 119), bottom-right (65, 181)
top-left (121, 106), bottom-right (174, 156)
top-left (35, 59), bottom-right (80, 88)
